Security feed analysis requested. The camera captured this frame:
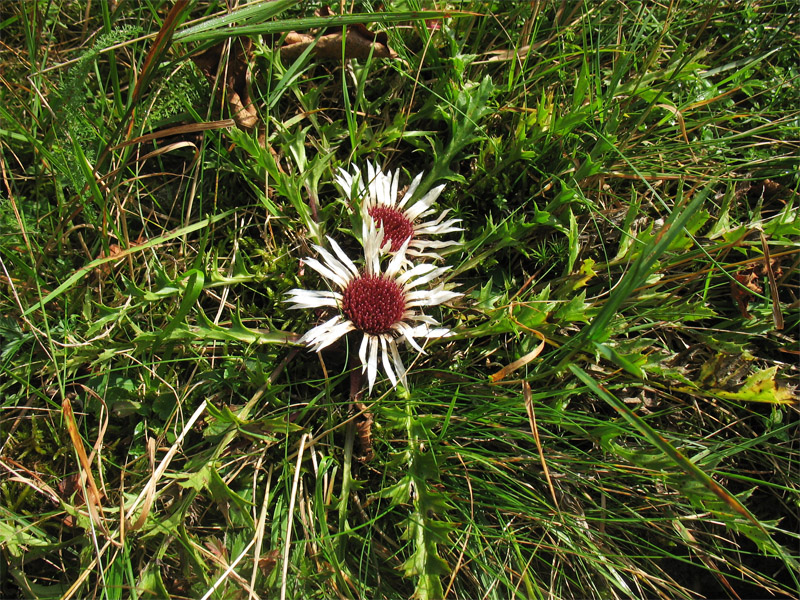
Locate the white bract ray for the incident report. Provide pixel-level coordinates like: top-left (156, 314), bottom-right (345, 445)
top-left (335, 161), bottom-right (463, 259)
top-left (286, 222), bottom-right (461, 393)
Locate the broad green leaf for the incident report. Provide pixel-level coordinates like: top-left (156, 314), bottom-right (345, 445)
top-left (0, 521), bottom-right (52, 558)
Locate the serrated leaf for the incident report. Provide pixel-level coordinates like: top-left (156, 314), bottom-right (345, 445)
top-left (635, 297), bottom-right (718, 322)
top-left (571, 258), bottom-right (597, 290)
top-left (375, 476), bottom-right (412, 506)
top-left (133, 309), bottom-right (297, 346)
top-left (401, 509), bottom-right (450, 600)
top-left (206, 402), bottom-right (301, 434)
top-left (763, 202), bottom-right (800, 240)
top-left (572, 365), bottom-right (800, 572)
top-left (207, 468), bottom-right (255, 528)
top-left (554, 290), bottom-right (590, 323)
top-left (400, 515), bottom-right (456, 544)
top-left (401, 543), bottom-right (450, 576)
top-left (175, 464), bottom-right (212, 492)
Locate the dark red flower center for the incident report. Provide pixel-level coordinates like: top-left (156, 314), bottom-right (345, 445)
top-left (368, 206), bottom-right (414, 252)
top-left (342, 274), bottom-right (405, 335)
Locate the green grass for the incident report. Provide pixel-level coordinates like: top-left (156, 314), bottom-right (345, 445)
top-left (1, 1), bottom-right (798, 599)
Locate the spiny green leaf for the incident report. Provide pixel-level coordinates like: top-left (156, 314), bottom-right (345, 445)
top-left (22, 212), bottom-right (233, 318)
top-left (571, 364), bottom-right (800, 571)
top-left (375, 476), bottom-right (413, 507)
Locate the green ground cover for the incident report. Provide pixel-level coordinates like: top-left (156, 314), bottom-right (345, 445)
top-left (0, 1), bottom-right (798, 598)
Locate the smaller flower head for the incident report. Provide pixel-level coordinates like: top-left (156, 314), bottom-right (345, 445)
top-left (335, 161), bottom-right (462, 259)
top-left (286, 223), bottom-right (461, 394)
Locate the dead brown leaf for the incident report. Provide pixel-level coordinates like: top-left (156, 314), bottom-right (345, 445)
top-left (192, 37), bottom-right (257, 129)
top-left (56, 473), bottom-right (83, 527)
top-left (355, 410), bottom-right (375, 462)
top-left (258, 549), bottom-right (280, 577)
top-left (204, 536), bottom-right (229, 562)
top-left (94, 235), bottom-right (147, 278)
top-left (490, 330), bottom-right (547, 383)
top-left (737, 179), bottom-right (790, 205)
top-left (759, 230), bottom-right (784, 330)
top-left (280, 10), bottom-right (397, 62)
top-left (62, 397), bottom-right (107, 534)
top-left (95, 243), bottom-right (125, 277)
top-left (732, 271), bottom-right (761, 319)
top-left (731, 255), bottom-right (783, 320)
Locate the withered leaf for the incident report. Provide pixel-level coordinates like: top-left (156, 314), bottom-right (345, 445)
top-left (731, 257), bottom-right (783, 320)
top-left (258, 549), bottom-right (280, 576)
top-left (192, 37), bottom-right (257, 129)
top-left (204, 536), bottom-right (228, 562)
top-left (732, 271), bottom-right (761, 319)
top-left (354, 400), bottom-right (375, 462)
top-left (57, 473), bottom-right (85, 503)
top-left (95, 243), bottom-right (125, 278)
top-left (280, 23), bottom-right (397, 62)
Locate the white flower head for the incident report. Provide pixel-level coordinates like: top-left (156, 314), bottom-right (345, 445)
top-left (286, 223), bottom-right (461, 394)
top-left (334, 161), bottom-right (462, 259)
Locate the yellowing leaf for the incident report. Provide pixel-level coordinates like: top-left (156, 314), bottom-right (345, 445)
top-left (715, 366), bottom-right (795, 404)
top-left (572, 258), bottom-right (597, 289)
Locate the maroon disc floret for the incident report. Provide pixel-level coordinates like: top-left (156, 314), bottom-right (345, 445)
top-left (368, 206), bottom-right (414, 252)
top-left (342, 274), bottom-right (406, 335)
